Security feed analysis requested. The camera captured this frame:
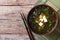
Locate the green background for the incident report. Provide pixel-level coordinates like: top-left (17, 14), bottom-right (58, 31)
top-left (34, 0), bottom-right (60, 40)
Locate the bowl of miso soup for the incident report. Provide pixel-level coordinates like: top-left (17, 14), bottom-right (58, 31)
top-left (27, 4), bottom-right (58, 35)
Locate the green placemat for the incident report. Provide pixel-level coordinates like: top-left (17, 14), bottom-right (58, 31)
top-left (33, 0), bottom-right (60, 40)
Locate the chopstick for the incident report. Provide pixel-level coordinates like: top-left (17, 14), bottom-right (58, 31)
top-left (20, 13), bottom-right (36, 40)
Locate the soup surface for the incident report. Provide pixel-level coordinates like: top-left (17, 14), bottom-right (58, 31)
top-left (28, 5), bottom-right (56, 34)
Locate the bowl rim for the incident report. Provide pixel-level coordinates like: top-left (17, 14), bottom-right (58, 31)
top-left (27, 4), bottom-right (58, 35)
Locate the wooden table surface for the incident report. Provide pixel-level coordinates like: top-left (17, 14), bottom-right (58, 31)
top-left (0, 0), bottom-right (38, 40)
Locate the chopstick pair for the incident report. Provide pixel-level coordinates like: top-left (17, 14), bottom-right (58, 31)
top-left (20, 13), bottom-right (36, 40)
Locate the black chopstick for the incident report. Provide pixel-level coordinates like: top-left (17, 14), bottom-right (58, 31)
top-left (20, 13), bottom-right (35, 40)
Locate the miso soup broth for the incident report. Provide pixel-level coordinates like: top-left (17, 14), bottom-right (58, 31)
top-left (27, 5), bottom-right (58, 35)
